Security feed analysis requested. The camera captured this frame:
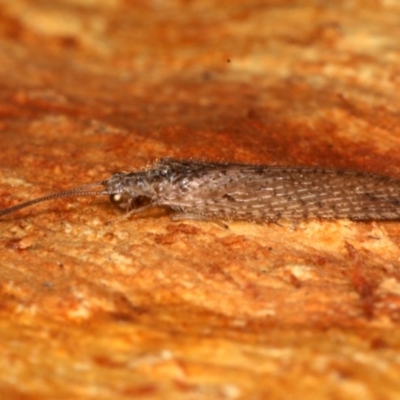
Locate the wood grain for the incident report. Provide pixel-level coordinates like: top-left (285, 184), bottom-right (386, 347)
top-left (1, 1), bottom-right (400, 399)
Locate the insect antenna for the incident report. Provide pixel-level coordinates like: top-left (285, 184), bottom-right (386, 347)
top-left (0, 180), bottom-right (112, 218)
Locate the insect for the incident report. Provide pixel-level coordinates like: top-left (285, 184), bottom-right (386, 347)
top-left (1, 158), bottom-right (400, 222)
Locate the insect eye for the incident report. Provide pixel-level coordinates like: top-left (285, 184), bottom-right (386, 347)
top-left (110, 193), bottom-right (123, 204)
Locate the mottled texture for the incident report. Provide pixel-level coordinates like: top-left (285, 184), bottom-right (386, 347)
top-left (110, 159), bottom-right (400, 221)
top-left (4, 158), bottom-right (400, 222)
top-left (2, 1), bottom-right (400, 400)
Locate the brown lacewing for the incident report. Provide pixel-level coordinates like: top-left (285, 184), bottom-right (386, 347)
top-left (1, 158), bottom-right (400, 222)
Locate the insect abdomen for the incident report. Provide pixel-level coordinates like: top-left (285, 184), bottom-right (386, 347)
top-left (156, 165), bottom-right (400, 221)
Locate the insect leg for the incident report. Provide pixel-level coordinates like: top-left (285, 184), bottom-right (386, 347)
top-left (170, 212), bottom-right (228, 228)
top-left (105, 203), bottom-right (154, 225)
